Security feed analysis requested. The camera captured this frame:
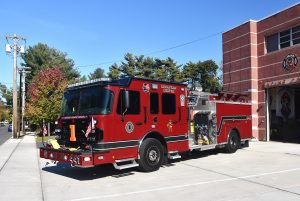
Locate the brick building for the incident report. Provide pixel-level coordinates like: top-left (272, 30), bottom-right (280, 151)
top-left (222, 3), bottom-right (300, 142)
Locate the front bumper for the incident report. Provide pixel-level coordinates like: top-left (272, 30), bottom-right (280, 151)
top-left (40, 147), bottom-right (106, 167)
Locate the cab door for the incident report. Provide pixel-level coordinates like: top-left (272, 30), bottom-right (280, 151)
top-left (160, 93), bottom-right (179, 135)
top-left (159, 90), bottom-right (188, 151)
top-left (114, 89), bottom-right (145, 142)
top-left (147, 92), bottom-right (159, 130)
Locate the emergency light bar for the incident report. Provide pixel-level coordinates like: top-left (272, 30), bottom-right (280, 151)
top-left (68, 78), bottom-right (111, 88)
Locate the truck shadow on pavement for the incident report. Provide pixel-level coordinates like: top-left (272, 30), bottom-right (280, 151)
top-left (41, 149), bottom-right (221, 181)
top-left (170, 149), bottom-right (221, 164)
top-left (42, 163), bottom-right (137, 180)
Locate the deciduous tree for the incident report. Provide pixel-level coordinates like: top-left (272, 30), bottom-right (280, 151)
top-left (0, 84), bottom-right (12, 106)
top-left (183, 60), bottom-right (221, 93)
top-left (26, 67), bottom-right (67, 125)
top-left (0, 102), bottom-right (9, 121)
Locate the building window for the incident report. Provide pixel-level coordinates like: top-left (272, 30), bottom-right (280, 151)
top-left (150, 93), bottom-right (159, 114)
top-left (117, 90), bottom-right (140, 114)
top-left (162, 93), bottom-right (176, 114)
top-left (266, 33), bottom-right (279, 53)
top-left (292, 25), bottom-right (300, 45)
top-left (266, 24), bottom-right (300, 53)
top-left (279, 29), bottom-right (291, 49)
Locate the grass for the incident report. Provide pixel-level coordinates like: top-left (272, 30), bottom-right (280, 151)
top-left (35, 135), bottom-right (56, 143)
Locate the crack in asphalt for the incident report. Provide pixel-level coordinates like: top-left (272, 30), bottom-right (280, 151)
top-left (285, 153), bottom-right (300, 157)
top-left (241, 149), bottom-right (300, 157)
top-left (37, 147), bottom-right (45, 201)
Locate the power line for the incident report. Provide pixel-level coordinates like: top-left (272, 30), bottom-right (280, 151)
top-left (0, 82), bottom-right (13, 85)
top-left (144, 32), bottom-right (222, 56)
top-left (75, 60), bottom-right (122, 68)
top-left (0, 86), bottom-right (12, 90)
top-left (75, 31), bottom-right (222, 68)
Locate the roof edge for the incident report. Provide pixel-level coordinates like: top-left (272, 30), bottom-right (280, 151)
top-left (258, 2), bottom-right (300, 22)
top-left (223, 2), bottom-right (300, 34)
top-left (223, 20), bottom-right (255, 34)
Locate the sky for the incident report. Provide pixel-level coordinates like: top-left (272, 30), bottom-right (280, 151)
top-left (0, 0), bottom-right (299, 89)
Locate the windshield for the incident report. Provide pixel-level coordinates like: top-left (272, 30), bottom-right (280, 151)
top-left (61, 86), bottom-right (114, 116)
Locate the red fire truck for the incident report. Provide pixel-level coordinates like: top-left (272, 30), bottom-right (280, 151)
top-left (40, 77), bottom-right (252, 172)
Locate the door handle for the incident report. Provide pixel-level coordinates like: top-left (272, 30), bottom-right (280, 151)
top-left (135, 122), bottom-right (143, 125)
top-left (144, 107), bottom-right (147, 124)
top-left (153, 117), bottom-right (157, 124)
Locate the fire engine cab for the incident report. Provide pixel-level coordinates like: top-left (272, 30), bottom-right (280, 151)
top-left (40, 77), bottom-right (252, 172)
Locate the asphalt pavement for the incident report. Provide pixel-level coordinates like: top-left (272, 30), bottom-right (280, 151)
top-left (1, 134), bottom-right (300, 201)
top-left (40, 142), bottom-right (300, 201)
top-left (0, 125), bottom-right (12, 145)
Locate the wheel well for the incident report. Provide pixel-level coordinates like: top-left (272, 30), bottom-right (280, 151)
top-left (225, 128), bottom-right (241, 153)
top-left (229, 128), bottom-right (241, 140)
top-left (140, 132), bottom-right (167, 152)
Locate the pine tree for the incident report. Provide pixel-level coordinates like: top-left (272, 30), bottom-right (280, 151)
top-left (108, 63), bottom-right (121, 80)
top-left (22, 43), bottom-right (80, 83)
top-left (119, 53), bottom-right (136, 77)
top-left (88, 67), bottom-right (105, 80)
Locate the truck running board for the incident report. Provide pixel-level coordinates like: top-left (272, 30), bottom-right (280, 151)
top-left (168, 151), bottom-right (181, 160)
top-left (113, 158), bottom-right (139, 170)
top-left (189, 144), bottom-right (217, 151)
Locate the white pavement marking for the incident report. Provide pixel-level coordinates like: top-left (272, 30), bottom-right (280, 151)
top-left (67, 167), bottom-right (300, 201)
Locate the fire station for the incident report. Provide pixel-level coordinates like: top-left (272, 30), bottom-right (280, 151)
top-left (222, 3), bottom-right (300, 142)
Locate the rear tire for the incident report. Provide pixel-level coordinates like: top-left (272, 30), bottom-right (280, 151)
top-left (138, 138), bottom-right (163, 172)
top-left (225, 130), bottom-right (240, 153)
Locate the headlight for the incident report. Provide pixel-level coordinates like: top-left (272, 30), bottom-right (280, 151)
top-left (84, 157), bottom-right (91, 162)
top-left (63, 155), bottom-right (68, 161)
top-left (55, 128), bottom-right (61, 133)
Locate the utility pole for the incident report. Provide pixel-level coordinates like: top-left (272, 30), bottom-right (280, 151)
top-left (5, 34), bottom-right (26, 139)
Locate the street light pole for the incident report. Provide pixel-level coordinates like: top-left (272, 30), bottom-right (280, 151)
top-left (19, 66), bottom-right (31, 134)
top-left (18, 66), bottom-right (22, 136)
top-left (22, 71), bottom-right (25, 133)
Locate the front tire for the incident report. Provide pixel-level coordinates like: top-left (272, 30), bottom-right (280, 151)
top-left (225, 130), bottom-right (240, 153)
top-left (138, 138), bottom-right (163, 172)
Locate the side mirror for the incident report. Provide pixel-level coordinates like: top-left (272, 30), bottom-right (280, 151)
top-left (121, 90), bottom-right (130, 122)
top-left (123, 90), bottom-right (130, 109)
